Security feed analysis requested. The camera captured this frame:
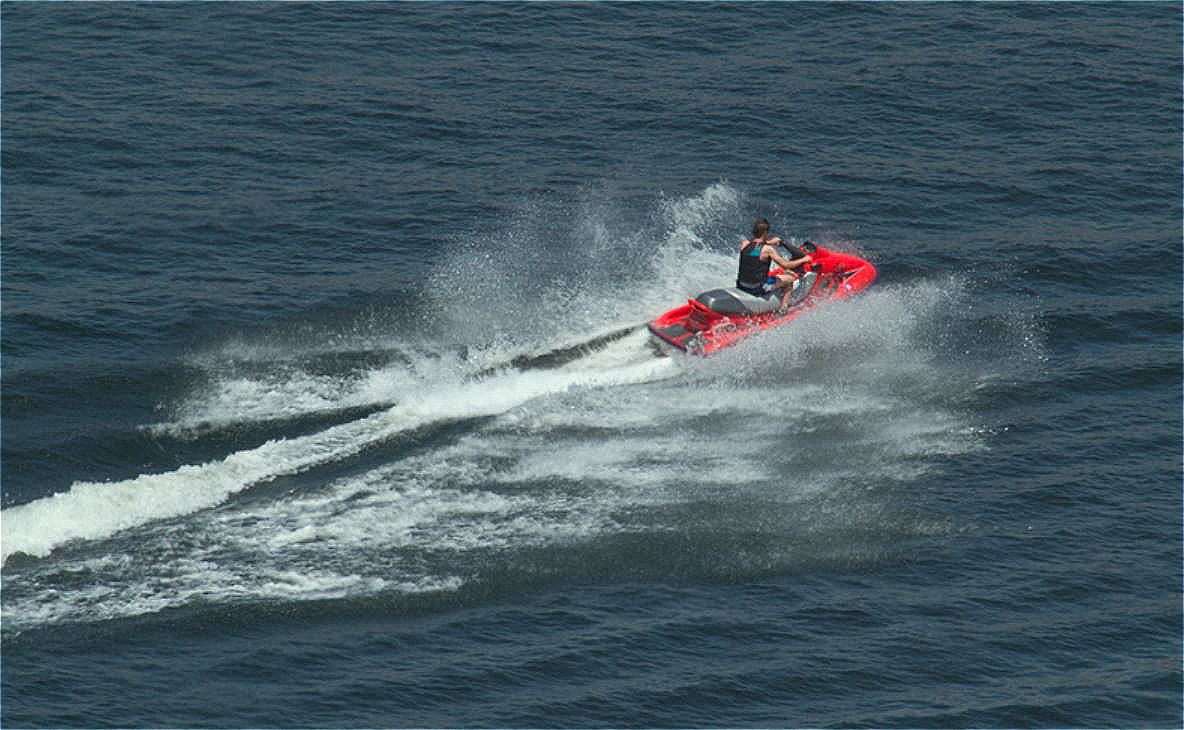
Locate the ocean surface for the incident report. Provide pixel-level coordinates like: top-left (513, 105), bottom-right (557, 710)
top-left (2, 2), bottom-right (1181, 728)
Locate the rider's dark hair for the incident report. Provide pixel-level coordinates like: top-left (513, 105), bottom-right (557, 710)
top-left (752, 218), bottom-right (770, 239)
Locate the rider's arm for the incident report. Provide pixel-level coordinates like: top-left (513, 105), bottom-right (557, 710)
top-left (765, 246), bottom-right (812, 276)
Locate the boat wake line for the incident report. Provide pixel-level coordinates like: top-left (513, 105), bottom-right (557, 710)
top-left (0, 326), bottom-right (670, 566)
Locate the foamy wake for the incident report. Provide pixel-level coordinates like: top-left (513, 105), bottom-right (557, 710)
top-left (0, 335), bottom-right (672, 565)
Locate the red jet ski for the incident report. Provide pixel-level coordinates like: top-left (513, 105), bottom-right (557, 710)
top-left (648, 242), bottom-right (876, 355)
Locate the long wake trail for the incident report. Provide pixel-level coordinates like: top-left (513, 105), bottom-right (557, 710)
top-left (0, 329), bottom-right (669, 565)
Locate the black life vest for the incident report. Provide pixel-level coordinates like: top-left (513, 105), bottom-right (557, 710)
top-left (736, 239), bottom-right (771, 294)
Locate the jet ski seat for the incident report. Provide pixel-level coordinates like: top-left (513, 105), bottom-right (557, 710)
top-left (695, 288), bottom-right (780, 316)
top-left (696, 271), bottom-right (819, 316)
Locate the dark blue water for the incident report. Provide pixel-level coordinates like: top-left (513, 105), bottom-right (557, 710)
top-left (2, 3), bottom-right (1181, 727)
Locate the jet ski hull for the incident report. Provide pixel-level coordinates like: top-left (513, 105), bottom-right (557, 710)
top-left (647, 244), bottom-right (876, 355)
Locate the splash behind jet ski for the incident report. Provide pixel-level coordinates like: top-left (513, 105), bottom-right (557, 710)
top-left (647, 242), bottom-right (876, 355)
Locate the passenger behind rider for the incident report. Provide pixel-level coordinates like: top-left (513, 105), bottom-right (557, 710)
top-left (735, 218), bottom-right (812, 311)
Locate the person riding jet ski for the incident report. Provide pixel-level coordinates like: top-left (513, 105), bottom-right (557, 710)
top-left (736, 218), bottom-right (813, 311)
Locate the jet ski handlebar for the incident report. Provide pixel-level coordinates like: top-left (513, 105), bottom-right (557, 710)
top-left (780, 240), bottom-right (821, 270)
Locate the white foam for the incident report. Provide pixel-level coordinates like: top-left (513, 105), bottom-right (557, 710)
top-left (154, 371), bottom-right (363, 434)
top-left (659, 181), bottom-right (743, 248)
top-left (149, 348), bottom-right (449, 438)
top-left (0, 547), bottom-right (460, 630)
top-left (0, 346), bottom-right (674, 565)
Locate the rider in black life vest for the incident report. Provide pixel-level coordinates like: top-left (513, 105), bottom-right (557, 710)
top-left (736, 218), bottom-right (812, 310)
